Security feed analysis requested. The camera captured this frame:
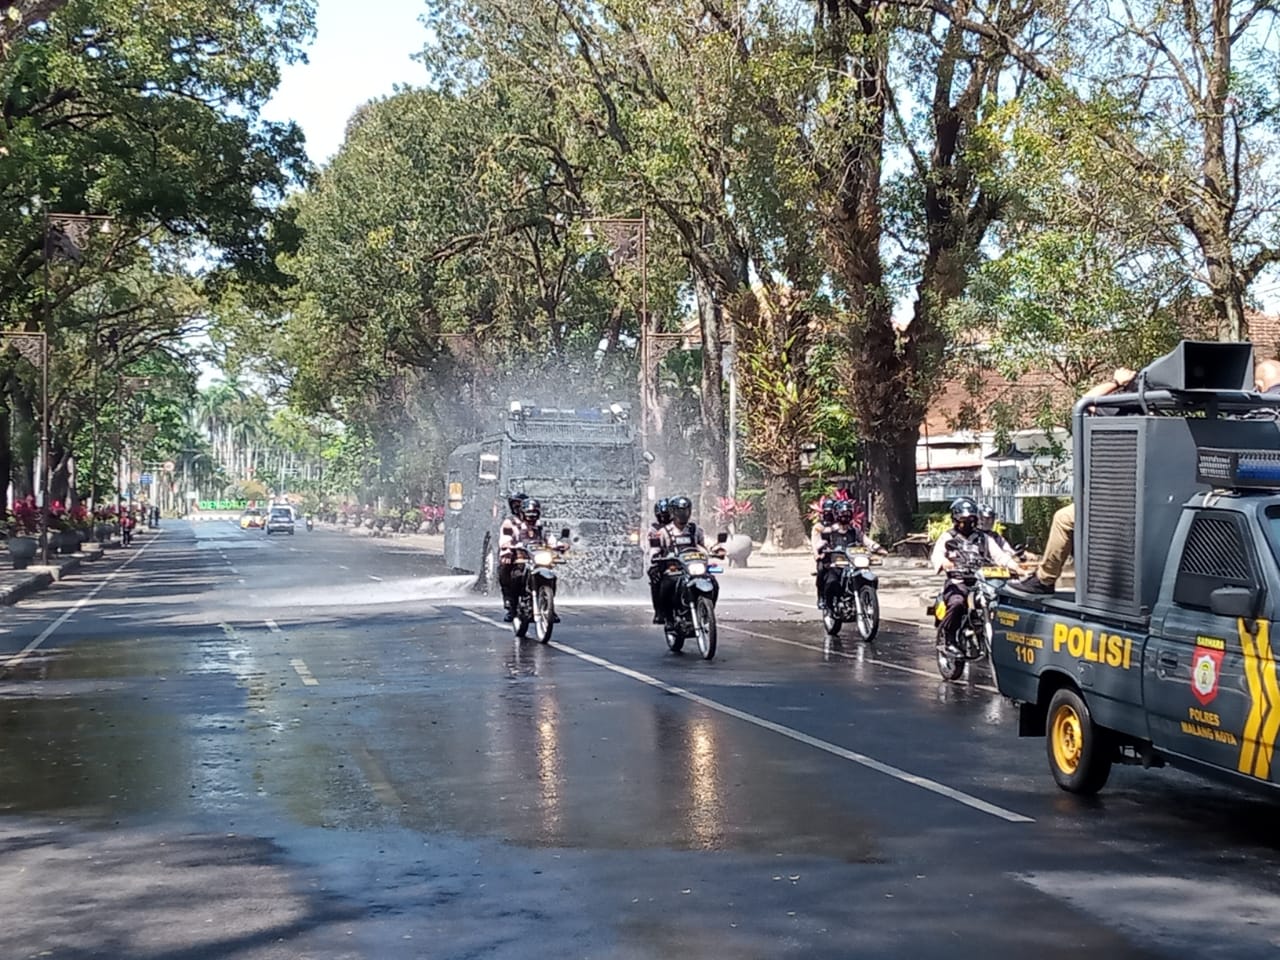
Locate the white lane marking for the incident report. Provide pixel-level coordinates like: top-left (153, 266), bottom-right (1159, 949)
top-left (3, 539), bottom-right (156, 670)
top-left (459, 610), bottom-right (1032, 823)
top-left (368, 575), bottom-right (383, 582)
top-left (290, 658), bottom-right (319, 686)
top-left (338, 565), bottom-right (349, 571)
top-left (228, 567), bottom-right (239, 575)
top-left (719, 623), bottom-right (999, 695)
top-left (265, 619), bottom-right (282, 634)
top-left (351, 744), bottom-right (404, 807)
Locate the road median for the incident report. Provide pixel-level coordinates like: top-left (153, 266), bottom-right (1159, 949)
top-left (0, 530), bottom-right (158, 608)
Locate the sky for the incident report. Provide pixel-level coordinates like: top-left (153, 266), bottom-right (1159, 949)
top-left (260, 0), bottom-right (430, 166)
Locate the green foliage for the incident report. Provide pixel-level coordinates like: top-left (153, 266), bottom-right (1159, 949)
top-left (925, 515), bottom-right (951, 543)
top-left (0, 0), bottom-right (312, 503)
top-left (1021, 496), bottom-right (1071, 553)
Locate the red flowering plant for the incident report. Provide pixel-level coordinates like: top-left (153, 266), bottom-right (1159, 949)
top-left (67, 505), bottom-right (92, 532)
top-left (713, 497), bottom-right (754, 534)
top-left (47, 499), bottom-right (68, 532)
top-left (10, 496), bottom-right (40, 536)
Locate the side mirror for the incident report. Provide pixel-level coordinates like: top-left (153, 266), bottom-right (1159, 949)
top-left (1209, 586), bottom-right (1258, 619)
top-left (641, 450), bottom-right (656, 464)
top-left (560, 527), bottom-right (571, 540)
top-left (717, 531), bottom-right (729, 543)
top-left (648, 535), bottom-right (662, 549)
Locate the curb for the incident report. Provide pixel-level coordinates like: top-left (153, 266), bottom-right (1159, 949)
top-left (0, 570), bottom-right (53, 605)
top-left (0, 556), bottom-right (82, 606)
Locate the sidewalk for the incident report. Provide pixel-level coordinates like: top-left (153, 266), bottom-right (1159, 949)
top-left (0, 530), bottom-right (153, 607)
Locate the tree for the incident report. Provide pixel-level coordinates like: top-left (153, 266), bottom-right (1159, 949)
top-left (897, 0), bottom-right (1280, 341)
top-left (0, 0), bottom-right (313, 506)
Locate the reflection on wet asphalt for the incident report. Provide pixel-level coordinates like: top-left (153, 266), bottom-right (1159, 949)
top-left (0, 522), bottom-right (1275, 958)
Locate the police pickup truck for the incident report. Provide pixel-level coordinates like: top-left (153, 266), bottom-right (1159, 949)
top-left (992, 341), bottom-right (1280, 796)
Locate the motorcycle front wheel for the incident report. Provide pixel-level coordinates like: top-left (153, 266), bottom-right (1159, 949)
top-left (822, 611), bottom-right (842, 637)
top-left (936, 625), bottom-right (964, 681)
top-left (666, 625), bottom-right (685, 653)
top-left (513, 595), bottom-right (531, 639)
top-left (856, 586), bottom-right (880, 642)
top-left (692, 595), bottom-right (717, 660)
top-left (533, 584), bottom-right (555, 644)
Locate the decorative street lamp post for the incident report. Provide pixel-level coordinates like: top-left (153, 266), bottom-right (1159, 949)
top-left (118, 376), bottom-right (152, 520)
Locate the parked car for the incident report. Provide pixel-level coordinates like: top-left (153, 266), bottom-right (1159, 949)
top-left (265, 507), bottom-right (295, 536)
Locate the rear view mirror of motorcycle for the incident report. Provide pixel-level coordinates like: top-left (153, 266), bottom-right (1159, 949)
top-left (716, 532), bottom-right (729, 543)
top-left (648, 535), bottom-right (662, 549)
top-left (560, 527), bottom-right (571, 540)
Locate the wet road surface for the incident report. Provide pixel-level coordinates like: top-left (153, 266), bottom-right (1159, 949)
top-left (0, 521), bottom-right (1277, 958)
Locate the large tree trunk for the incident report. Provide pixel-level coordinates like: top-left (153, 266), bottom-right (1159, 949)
top-left (0, 389), bottom-right (10, 510)
top-left (10, 382), bottom-right (35, 498)
top-left (763, 469), bottom-right (807, 551)
top-left (864, 435), bottom-right (917, 543)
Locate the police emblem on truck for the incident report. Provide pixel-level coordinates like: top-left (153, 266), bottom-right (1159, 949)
top-left (1191, 636), bottom-right (1225, 706)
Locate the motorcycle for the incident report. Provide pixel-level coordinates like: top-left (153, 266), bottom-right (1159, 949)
top-left (510, 527), bottom-right (570, 643)
top-left (928, 539), bottom-right (1014, 680)
top-left (820, 547), bottom-right (881, 641)
top-left (304, 514), bottom-right (314, 532)
top-left (657, 532), bottom-right (727, 660)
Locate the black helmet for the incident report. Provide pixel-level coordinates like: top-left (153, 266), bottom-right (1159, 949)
top-left (821, 496), bottom-right (836, 525)
top-left (654, 498), bottom-right (671, 525)
top-left (832, 500), bottom-right (853, 524)
top-left (521, 497), bottom-right (541, 524)
top-left (950, 496), bottom-right (978, 531)
top-left (668, 496), bottom-right (692, 525)
top-left (508, 490), bottom-right (527, 516)
top-left (978, 504), bottom-right (997, 530)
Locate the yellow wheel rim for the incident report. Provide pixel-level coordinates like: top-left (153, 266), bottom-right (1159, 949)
top-left (1051, 704), bottom-right (1083, 775)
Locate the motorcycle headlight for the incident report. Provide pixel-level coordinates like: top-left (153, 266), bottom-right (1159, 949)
top-left (853, 555), bottom-right (871, 569)
top-left (685, 560), bottom-right (707, 576)
top-left (533, 549), bottom-right (555, 566)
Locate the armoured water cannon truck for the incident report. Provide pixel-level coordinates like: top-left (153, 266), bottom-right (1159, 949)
top-left (990, 340), bottom-right (1280, 796)
top-left (444, 401), bottom-right (648, 592)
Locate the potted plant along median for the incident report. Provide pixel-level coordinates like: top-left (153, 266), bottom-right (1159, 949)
top-left (7, 496), bottom-right (40, 569)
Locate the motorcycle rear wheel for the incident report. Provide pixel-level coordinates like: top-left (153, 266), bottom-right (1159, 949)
top-left (534, 584), bottom-right (555, 644)
top-left (936, 625), bottom-right (964, 681)
top-left (693, 596), bottom-right (717, 660)
top-left (856, 586), bottom-right (880, 642)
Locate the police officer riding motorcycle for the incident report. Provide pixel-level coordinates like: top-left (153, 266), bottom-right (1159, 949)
top-left (814, 499), bottom-right (884, 640)
top-left (502, 497), bottom-right (571, 642)
top-left (648, 497), bottom-right (672, 624)
top-left (929, 496), bottom-right (1022, 680)
top-left (652, 495), bottom-right (727, 659)
top-left (497, 490), bottom-right (528, 622)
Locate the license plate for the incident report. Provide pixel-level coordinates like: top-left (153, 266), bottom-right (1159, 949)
top-left (980, 566), bottom-right (1010, 579)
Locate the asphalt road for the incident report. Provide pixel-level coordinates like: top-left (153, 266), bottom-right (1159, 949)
top-left (0, 520), bottom-right (1277, 959)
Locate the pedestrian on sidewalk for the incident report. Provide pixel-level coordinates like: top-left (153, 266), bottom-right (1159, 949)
top-left (121, 510), bottom-right (135, 547)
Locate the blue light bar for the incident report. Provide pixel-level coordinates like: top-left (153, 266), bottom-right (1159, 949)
top-left (1197, 447), bottom-right (1280, 490)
